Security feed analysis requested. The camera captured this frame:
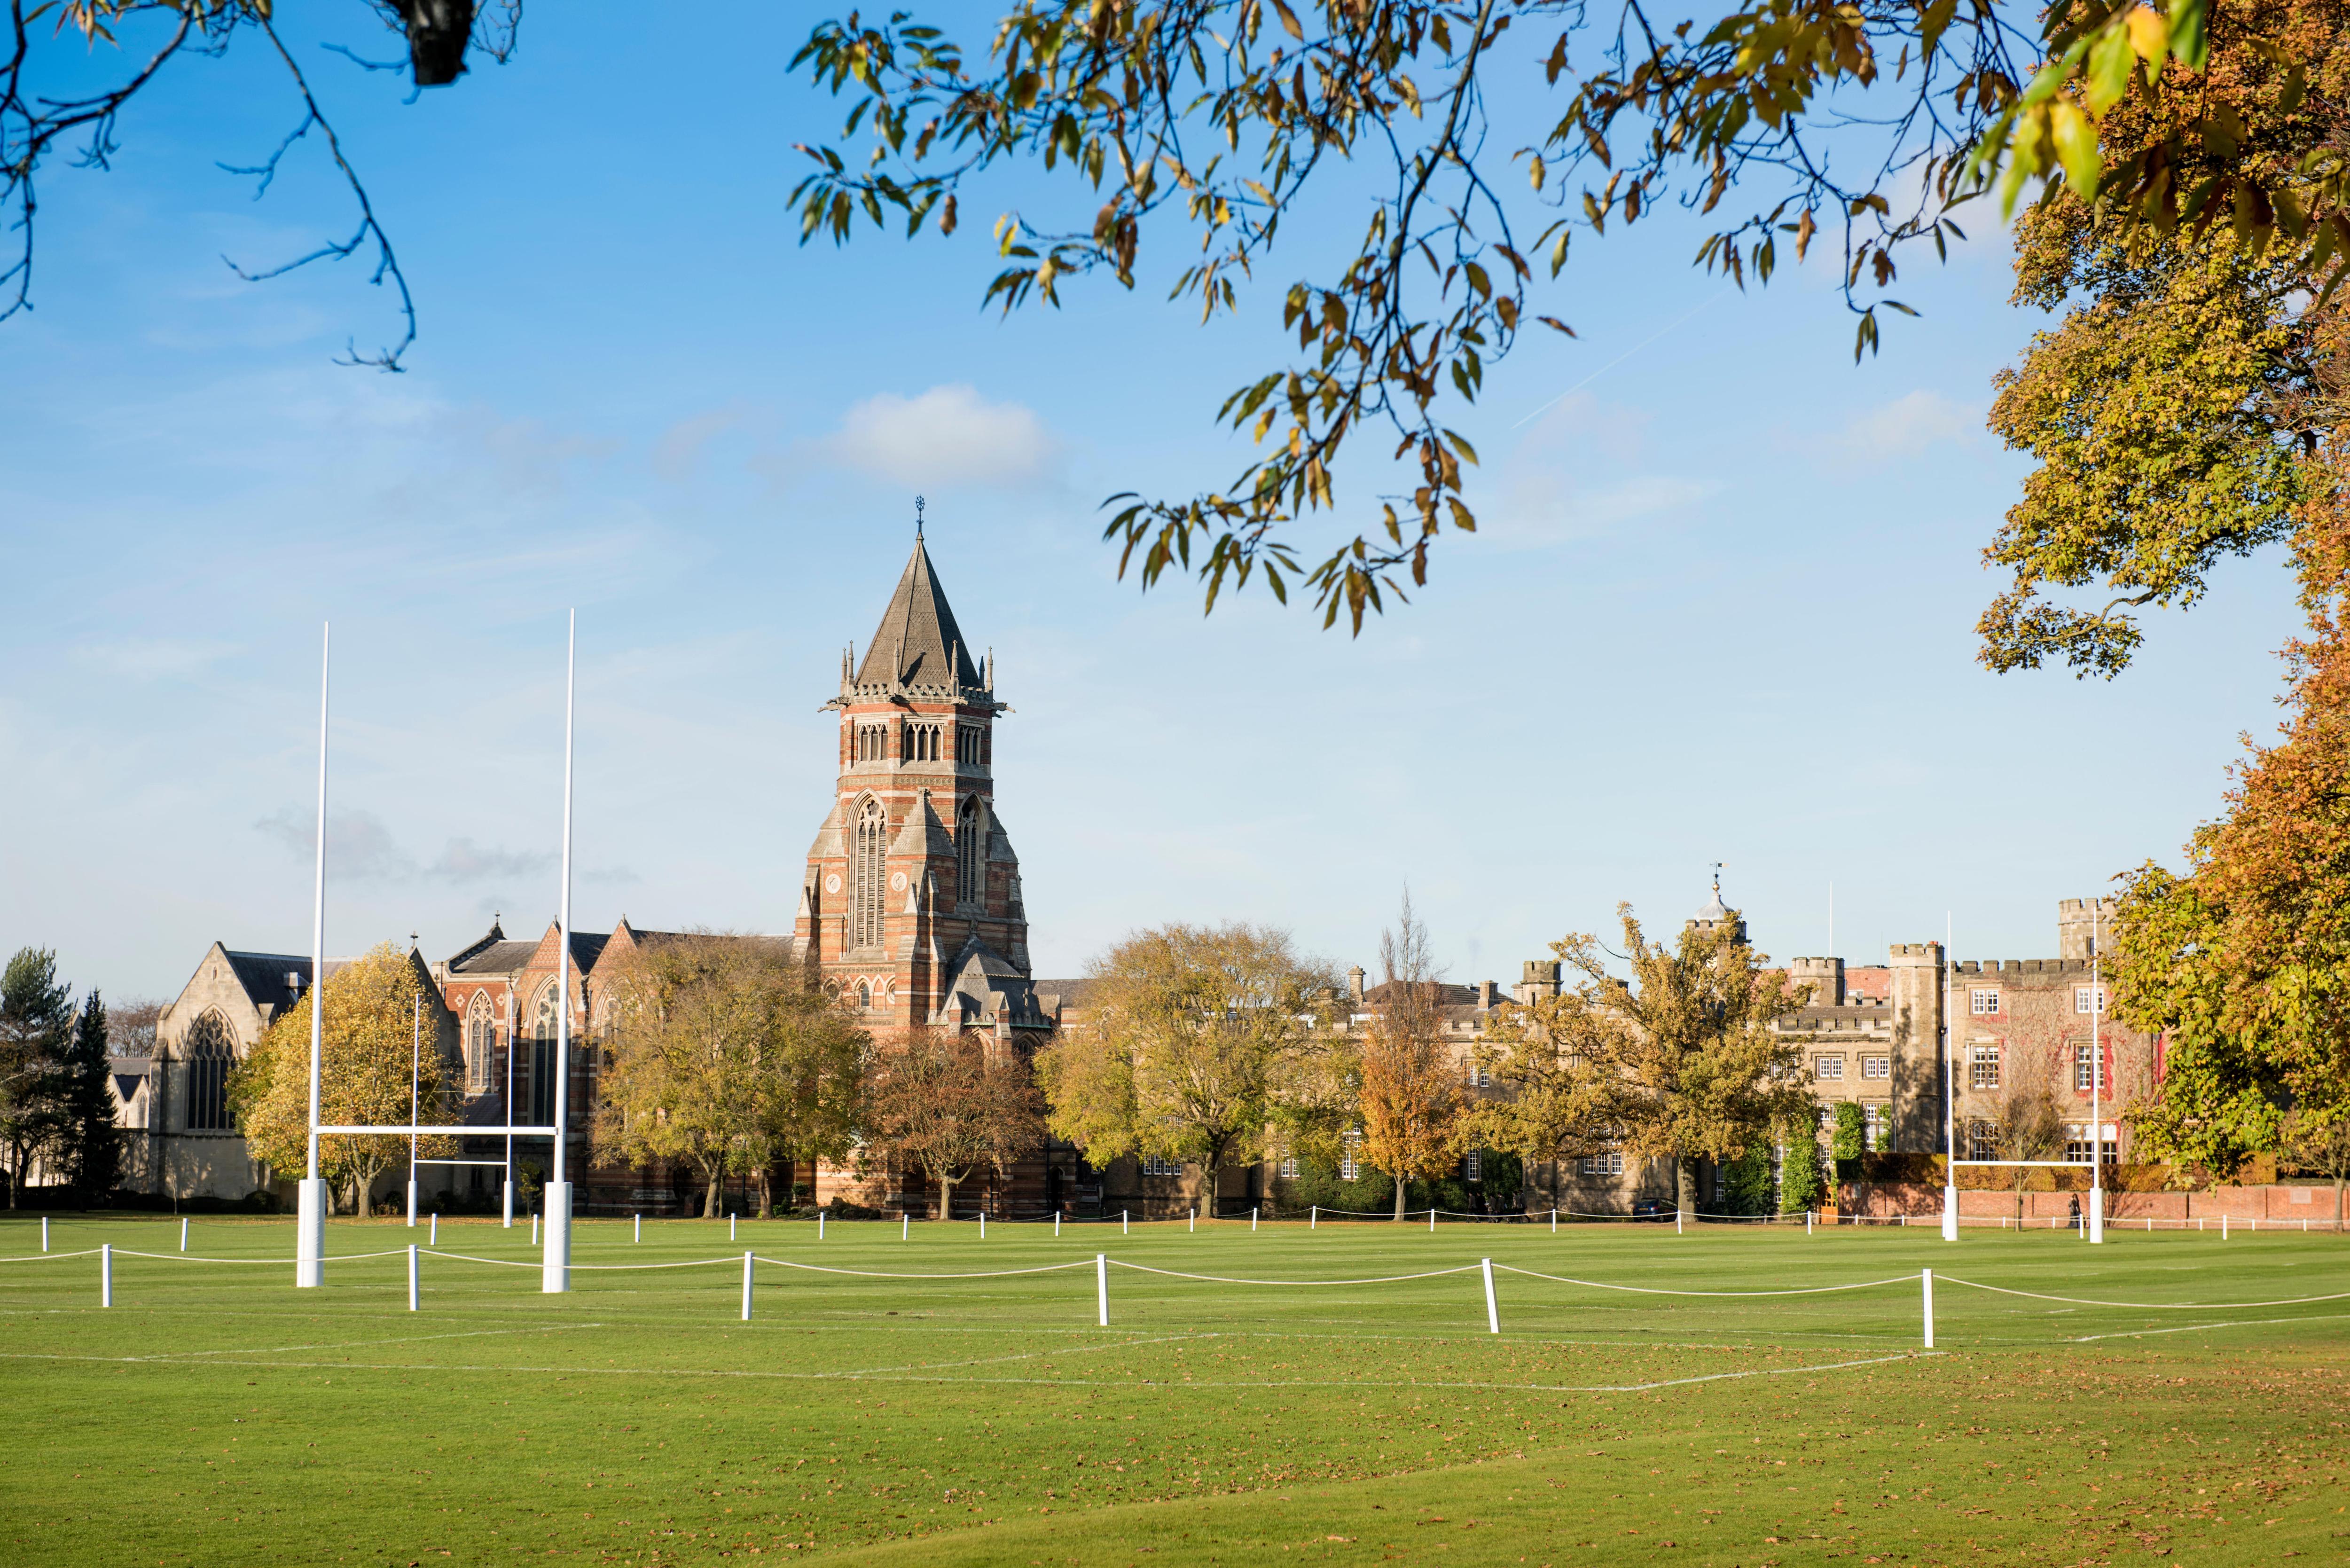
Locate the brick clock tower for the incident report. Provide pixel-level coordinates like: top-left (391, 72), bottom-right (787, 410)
top-left (794, 523), bottom-right (1055, 1041)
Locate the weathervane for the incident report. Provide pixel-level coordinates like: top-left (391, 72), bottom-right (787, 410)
top-left (916, 494), bottom-right (925, 536)
top-left (1710, 862), bottom-right (1725, 897)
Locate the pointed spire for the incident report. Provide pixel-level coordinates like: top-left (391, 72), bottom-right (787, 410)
top-left (851, 529), bottom-right (983, 692)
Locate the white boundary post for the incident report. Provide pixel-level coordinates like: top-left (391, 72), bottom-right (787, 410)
top-left (1921, 1268), bottom-right (1934, 1348)
top-left (1550, 1208), bottom-right (1557, 1234)
top-left (179, 1217), bottom-right (188, 1252)
top-left (407, 1244), bottom-right (419, 1312)
top-left (741, 1251), bottom-right (753, 1320)
top-left (1055, 1212), bottom-right (1061, 1237)
top-left (41, 1216), bottom-right (48, 1252)
top-left (1122, 1210), bottom-right (1129, 1235)
top-left (2223, 1214), bottom-right (2230, 1240)
top-left (430, 1213), bottom-right (438, 1246)
top-left (542, 610), bottom-right (578, 1296)
top-left (1428, 1208), bottom-right (1435, 1233)
top-left (100, 1243), bottom-right (111, 1308)
top-left (1252, 1208), bottom-right (1258, 1231)
top-left (1310, 1205), bottom-right (1317, 1230)
top-left (901, 1212), bottom-right (908, 1241)
top-left (979, 1213), bottom-right (986, 1240)
top-left (502, 1177), bottom-right (514, 1230)
top-left (1096, 1254), bottom-right (1108, 1326)
top-left (1480, 1257), bottom-right (1499, 1334)
top-left (531, 1210), bottom-right (539, 1244)
top-left (296, 622), bottom-right (330, 1291)
top-left (1189, 1208), bottom-right (1195, 1233)
top-left (1807, 1210), bottom-right (1813, 1236)
top-left (634, 1213), bottom-right (641, 1244)
top-left (819, 1211), bottom-right (827, 1242)
top-left (730, 1214), bottom-right (737, 1241)
top-left (1676, 1210), bottom-right (1684, 1236)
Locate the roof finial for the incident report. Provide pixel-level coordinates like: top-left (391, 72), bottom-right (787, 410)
top-left (1710, 862), bottom-right (1725, 897)
top-left (915, 494), bottom-right (925, 537)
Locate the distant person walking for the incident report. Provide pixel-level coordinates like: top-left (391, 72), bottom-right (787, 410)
top-left (2068, 1195), bottom-right (2082, 1231)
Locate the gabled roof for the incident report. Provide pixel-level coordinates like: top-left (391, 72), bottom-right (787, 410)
top-left (851, 531), bottom-right (985, 695)
top-left (220, 950), bottom-right (352, 1015)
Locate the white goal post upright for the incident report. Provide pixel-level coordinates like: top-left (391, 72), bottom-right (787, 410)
top-left (1942, 914), bottom-right (1958, 1243)
top-left (542, 610), bottom-right (578, 1296)
top-left (297, 624), bottom-right (330, 1290)
top-left (2089, 900), bottom-right (2106, 1245)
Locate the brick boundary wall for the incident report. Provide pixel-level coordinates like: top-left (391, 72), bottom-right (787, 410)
top-left (1837, 1181), bottom-right (2348, 1225)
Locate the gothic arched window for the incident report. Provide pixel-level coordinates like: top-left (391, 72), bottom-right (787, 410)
top-left (957, 796), bottom-right (984, 907)
top-left (853, 796), bottom-right (888, 950)
top-left (185, 1011), bottom-right (236, 1131)
top-left (856, 980), bottom-right (871, 1011)
top-left (529, 982), bottom-right (562, 1126)
top-left (466, 992), bottom-right (494, 1093)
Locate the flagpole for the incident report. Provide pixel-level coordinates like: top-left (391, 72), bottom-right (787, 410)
top-left (297, 623), bottom-right (330, 1288)
top-left (543, 611), bottom-right (576, 1294)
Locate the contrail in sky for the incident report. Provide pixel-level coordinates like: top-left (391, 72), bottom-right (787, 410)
top-left (1512, 286), bottom-right (1735, 431)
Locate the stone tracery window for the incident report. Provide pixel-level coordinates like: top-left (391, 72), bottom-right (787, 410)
top-left (852, 796), bottom-right (888, 950)
top-left (956, 796), bottom-right (983, 907)
top-left (185, 1010), bottom-right (235, 1131)
top-left (466, 992), bottom-right (494, 1093)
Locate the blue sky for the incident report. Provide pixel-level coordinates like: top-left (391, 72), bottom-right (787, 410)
top-left (0, 4), bottom-right (2299, 1003)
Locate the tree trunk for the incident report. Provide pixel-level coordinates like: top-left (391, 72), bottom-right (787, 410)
top-left (938, 1172), bottom-right (957, 1220)
top-left (1676, 1156), bottom-right (1698, 1222)
top-left (1201, 1143), bottom-right (1223, 1219)
top-left (702, 1165), bottom-right (722, 1218)
top-left (1392, 1170), bottom-right (1406, 1220)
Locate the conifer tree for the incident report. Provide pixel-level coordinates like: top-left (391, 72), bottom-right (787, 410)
top-left (0, 948), bottom-right (73, 1207)
top-left (62, 991), bottom-right (120, 1197)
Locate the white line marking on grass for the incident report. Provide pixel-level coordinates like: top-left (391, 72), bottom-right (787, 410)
top-left (2066, 1310), bottom-right (2350, 1342)
top-left (171, 1323), bottom-right (610, 1357)
top-left (817, 1333), bottom-right (1214, 1379)
top-left (0, 1349), bottom-right (1932, 1394)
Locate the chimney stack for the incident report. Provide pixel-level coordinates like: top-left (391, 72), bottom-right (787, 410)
top-left (1346, 965), bottom-right (1366, 1004)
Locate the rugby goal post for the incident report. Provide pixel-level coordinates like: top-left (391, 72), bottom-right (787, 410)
top-left (297, 616), bottom-right (584, 1294)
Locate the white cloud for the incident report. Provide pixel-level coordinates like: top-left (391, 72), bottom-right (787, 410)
top-left (254, 812), bottom-right (561, 886)
top-left (71, 639), bottom-right (236, 681)
top-left (1477, 394), bottom-right (1720, 548)
top-left (424, 838), bottom-right (557, 884)
top-left (1831, 390), bottom-right (1979, 467)
top-left (652, 404), bottom-right (748, 482)
top-left (808, 384), bottom-right (1060, 489)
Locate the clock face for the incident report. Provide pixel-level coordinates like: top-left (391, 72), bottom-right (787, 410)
top-left (890, 871), bottom-right (909, 892)
top-left (823, 874), bottom-right (841, 894)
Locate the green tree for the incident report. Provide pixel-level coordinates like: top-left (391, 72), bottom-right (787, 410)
top-left (1719, 1141), bottom-right (1776, 1217)
top-left (1980, 0), bottom-right (2349, 678)
top-left (596, 935), bottom-right (865, 1219)
top-left (1536, 906), bottom-right (1816, 1219)
top-left (1036, 921), bottom-right (1339, 1217)
top-left (1778, 1124), bottom-right (1826, 1215)
top-left (232, 944), bottom-right (454, 1216)
top-left (0, 947), bottom-right (73, 1207)
top-left (61, 991), bottom-right (121, 1197)
top-left (1831, 1101), bottom-right (1868, 1168)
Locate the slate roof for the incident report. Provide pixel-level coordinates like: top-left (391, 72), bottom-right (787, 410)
top-left (222, 951), bottom-right (352, 1014)
top-left (852, 532), bottom-right (985, 694)
top-left (448, 940), bottom-right (540, 976)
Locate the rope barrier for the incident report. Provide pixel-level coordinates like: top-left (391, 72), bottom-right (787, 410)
top-left (1108, 1261), bottom-right (1482, 1287)
top-left (1495, 1264), bottom-right (1923, 1298)
top-left (1935, 1276), bottom-right (2350, 1310)
top-left (752, 1256), bottom-right (1095, 1280)
top-left (111, 1248), bottom-right (412, 1263)
top-left (0, 1249), bottom-right (102, 1262)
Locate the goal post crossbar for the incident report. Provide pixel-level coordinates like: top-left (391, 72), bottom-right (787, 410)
top-left (314, 1123), bottom-right (557, 1137)
top-left (1948, 1160), bottom-right (2111, 1169)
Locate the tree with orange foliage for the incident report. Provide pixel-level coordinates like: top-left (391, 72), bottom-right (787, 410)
top-left (1355, 894), bottom-right (1464, 1221)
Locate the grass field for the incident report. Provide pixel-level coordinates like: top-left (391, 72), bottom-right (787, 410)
top-left (1, 1214), bottom-right (2344, 1568)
